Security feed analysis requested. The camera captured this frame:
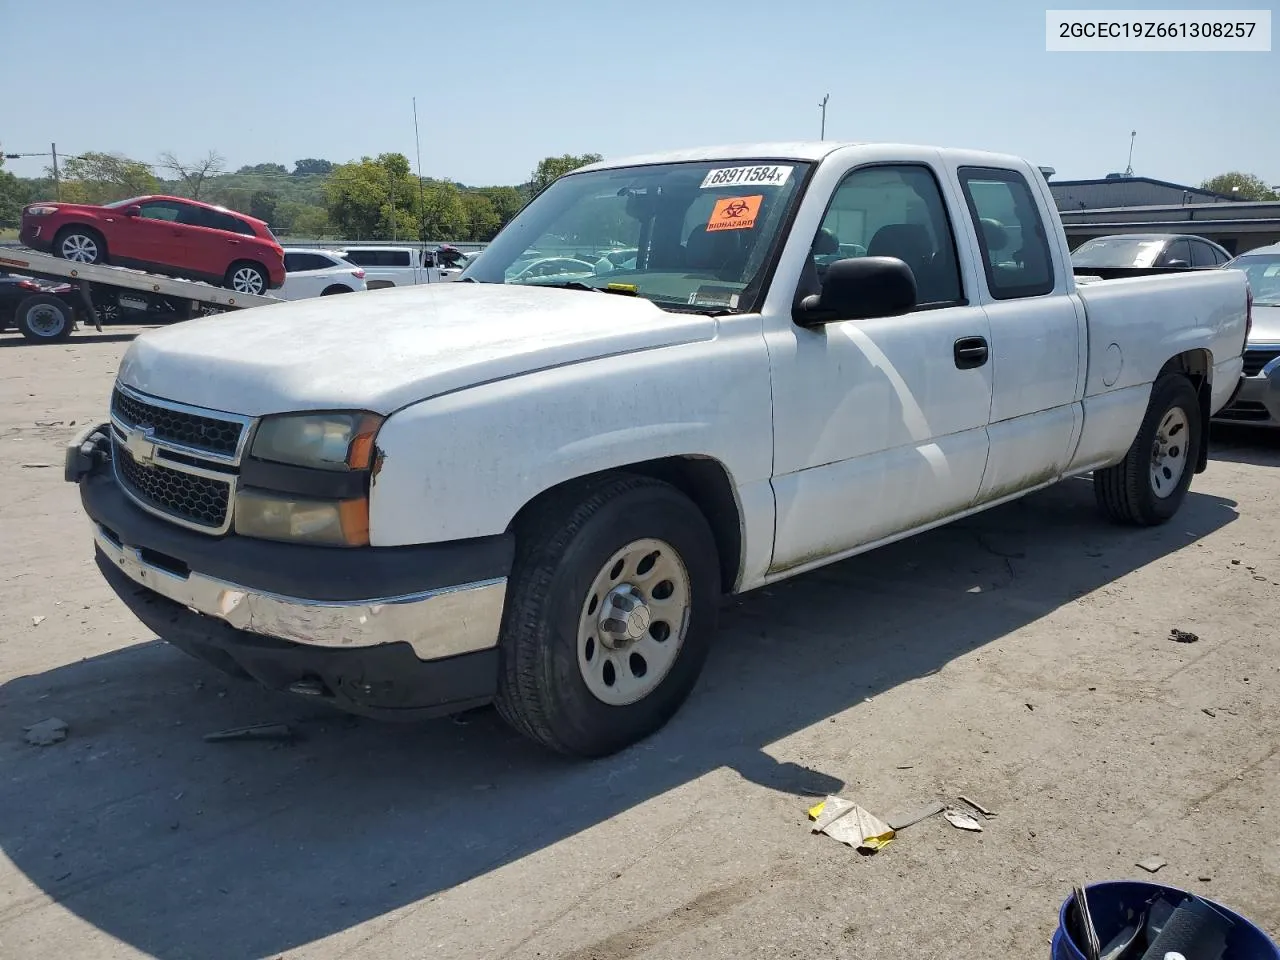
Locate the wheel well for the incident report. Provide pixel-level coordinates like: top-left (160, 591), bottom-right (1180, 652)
top-left (321, 284), bottom-right (352, 295)
top-left (227, 259), bottom-right (266, 278)
top-left (53, 222), bottom-right (107, 249)
top-left (1158, 349), bottom-right (1212, 474)
top-left (509, 456), bottom-right (744, 594)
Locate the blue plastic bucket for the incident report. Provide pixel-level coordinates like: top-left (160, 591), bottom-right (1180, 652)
top-left (1051, 880), bottom-right (1279, 960)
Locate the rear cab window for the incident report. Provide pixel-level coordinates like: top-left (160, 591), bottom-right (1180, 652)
top-left (958, 167), bottom-right (1055, 299)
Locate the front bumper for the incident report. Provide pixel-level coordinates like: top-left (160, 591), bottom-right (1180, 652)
top-left (68, 423), bottom-right (513, 718)
top-left (1213, 368), bottom-right (1280, 428)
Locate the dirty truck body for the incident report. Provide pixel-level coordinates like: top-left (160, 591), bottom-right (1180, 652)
top-left (66, 141), bottom-right (1250, 757)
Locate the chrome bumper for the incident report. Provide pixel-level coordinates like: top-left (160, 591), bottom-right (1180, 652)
top-left (93, 523), bottom-right (507, 662)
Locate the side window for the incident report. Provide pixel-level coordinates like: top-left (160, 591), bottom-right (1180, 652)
top-left (137, 201), bottom-right (181, 222)
top-left (1190, 240), bottom-right (1218, 267)
top-left (283, 253), bottom-right (305, 272)
top-left (389, 250), bottom-right (412, 267)
top-left (342, 249), bottom-right (373, 266)
top-left (958, 167), bottom-right (1055, 299)
top-left (1158, 239), bottom-right (1193, 267)
top-left (813, 164), bottom-right (963, 308)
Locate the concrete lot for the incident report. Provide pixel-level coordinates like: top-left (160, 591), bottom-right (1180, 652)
top-left (1, 323), bottom-right (1277, 959)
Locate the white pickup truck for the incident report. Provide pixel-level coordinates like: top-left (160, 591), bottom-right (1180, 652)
top-left (337, 245), bottom-right (463, 289)
top-left (66, 141), bottom-right (1251, 758)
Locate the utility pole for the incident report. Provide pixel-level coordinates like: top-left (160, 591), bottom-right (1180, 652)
top-left (389, 177), bottom-right (397, 241)
top-left (51, 142), bottom-right (60, 200)
top-left (1123, 130), bottom-right (1136, 177)
top-left (818, 94), bottom-right (830, 141)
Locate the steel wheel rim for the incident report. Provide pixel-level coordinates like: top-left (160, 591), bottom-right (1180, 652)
top-left (577, 537), bottom-right (691, 706)
top-left (27, 305), bottom-right (67, 337)
top-left (1150, 406), bottom-right (1190, 498)
top-left (61, 234), bottom-right (98, 262)
top-left (231, 267), bottom-right (265, 294)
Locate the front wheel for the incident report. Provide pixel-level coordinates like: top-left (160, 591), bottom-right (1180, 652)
top-left (225, 262), bottom-right (268, 295)
top-left (16, 294), bottom-right (75, 342)
top-left (495, 475), bottom-right (721, 757)
top-left (1094, 373), bottom-right (1202, 525)
top-left (53, 227), bottom-right (106, 264)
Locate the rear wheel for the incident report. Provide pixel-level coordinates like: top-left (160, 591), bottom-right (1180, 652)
top-left (53, 227), bottom-right (106, 264)
top-left (225, 262), bottom-right (268, 295)
top-left (495, 475), bottom-right (720, 757)
top-left (16, 294), bottom-right (74, 342)
top-left (1094, 373), bottom-right (1201, 525)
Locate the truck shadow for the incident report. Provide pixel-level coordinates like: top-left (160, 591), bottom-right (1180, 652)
top-left (0, 479), bottom-right (1238, 959)
top-left (1208, 423), bottom-right (1280, 466)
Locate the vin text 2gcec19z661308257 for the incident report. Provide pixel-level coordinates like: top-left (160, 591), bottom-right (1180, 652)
top-left (65, 141), bottom-right (1252, 758)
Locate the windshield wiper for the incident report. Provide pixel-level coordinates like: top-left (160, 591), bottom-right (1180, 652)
top-left (537, 281), bottom-right (641, 297)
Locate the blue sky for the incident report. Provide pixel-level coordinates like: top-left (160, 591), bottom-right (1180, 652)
top-left (2, 0), bottom-right (1276, 188)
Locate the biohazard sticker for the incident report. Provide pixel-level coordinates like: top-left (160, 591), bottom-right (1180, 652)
top-left (706, 195), bottom-right (762, 232)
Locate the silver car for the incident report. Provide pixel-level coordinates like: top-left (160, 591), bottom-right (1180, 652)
top-left (1216, 242), bottom-right (1280, 427)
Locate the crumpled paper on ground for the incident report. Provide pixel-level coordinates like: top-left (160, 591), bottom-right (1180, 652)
top-left (807, 795), bottom-right (895, 852)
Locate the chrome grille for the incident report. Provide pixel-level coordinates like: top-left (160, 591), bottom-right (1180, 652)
top-left (111, 386), bottom-right (244, 458)
top-left (1243, 348), bottom-right (1280, 377)
top-left (113, 435), bottom-right (231, 530)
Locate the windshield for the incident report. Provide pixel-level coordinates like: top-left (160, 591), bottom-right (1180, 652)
top-left (1071, 236), bottom-right (1169, 268)
top-left (1228, 253), bottom-right (1280, 305)
top-left (102, 196), bottom-right (149, 209)
top-left (461, 159), bottom-right (812, 312)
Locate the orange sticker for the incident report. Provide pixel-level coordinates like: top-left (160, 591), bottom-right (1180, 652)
top-left (706, 195), bottom-right (763, 232)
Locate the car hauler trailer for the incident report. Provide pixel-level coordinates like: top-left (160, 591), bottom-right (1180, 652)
top-left (0, 247), bottom-right (279, 343)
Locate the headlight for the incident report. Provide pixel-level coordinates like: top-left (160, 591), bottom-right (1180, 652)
top-left (250, 412), bottom-right (382, 471)
top-left (26, 205), bottom-right (59, 216)
top-left (234, 488), bottom-right (369, 546)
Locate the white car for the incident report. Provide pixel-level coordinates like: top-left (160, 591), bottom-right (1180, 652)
top-left (278, 248), bottom-right (368, 300)
top-left (68, 140), bottom-right (1249, 759)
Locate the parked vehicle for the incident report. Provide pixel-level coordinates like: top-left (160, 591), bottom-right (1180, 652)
top-left (19, 195), bottom-right (286, 294)
top-left (1071, 233), bottom-right (1233, 280)
top-left (336, 246), bottom-right (450, 289)
top-left (66, 141), bottom-right (1249, 758)
top-left (279, 248), bottom-right (368, 300)
top-left (1214, 241), bottom-right (1280, 426)
top-left (0, 272), bottom-right (82, 341)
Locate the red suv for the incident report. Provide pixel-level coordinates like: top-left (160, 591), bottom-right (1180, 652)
top-left (20, 195), bottom-right (285, 295)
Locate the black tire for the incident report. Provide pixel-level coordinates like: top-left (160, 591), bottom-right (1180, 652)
top-left (321, 285), bottom-right (352, 296)
top-left (225, 261), bottom-right (269, 295)
top-left (16, 294), bottom-right (75, 342)
top-left (495, 475), bottom-right (721, 758)
top-left (1094, 373), bottom-right (1201, 525)
top-left (52, 225), bottom-right (107, 264)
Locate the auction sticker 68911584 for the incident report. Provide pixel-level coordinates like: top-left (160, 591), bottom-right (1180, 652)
top-left (699, 165), bottom-right (793, 189)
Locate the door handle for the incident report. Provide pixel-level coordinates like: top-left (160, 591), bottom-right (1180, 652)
top-left (226, 239), bottom-right (240, 244)
top-left (954, 336), bottom-right (989, 370)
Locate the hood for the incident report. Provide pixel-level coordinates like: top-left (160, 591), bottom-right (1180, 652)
top-left (1249, 302), bottom-right (1280, 344)
top-left (117, 282), bottom-right (716, 416)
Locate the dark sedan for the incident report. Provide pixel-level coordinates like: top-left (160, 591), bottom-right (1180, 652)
top-left (1071, 233), bottom-right (1233, 280)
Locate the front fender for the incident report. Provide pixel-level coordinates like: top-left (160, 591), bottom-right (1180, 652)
top-left (367, 335), bottom-right (772, 547)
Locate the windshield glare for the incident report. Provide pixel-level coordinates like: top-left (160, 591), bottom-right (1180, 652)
top-left (461, 160), bottom-right (811, 312)
top-left (1229, 254), bottom-right (1280, 304)
top-left (1071, 237), bottom-right (1169, 268)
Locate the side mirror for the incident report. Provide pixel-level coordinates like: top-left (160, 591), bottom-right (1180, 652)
top-left (794, 256), bottom-right (917, 326)
top-left (123, 205), bottom-right (141, 217)
top-left (1164, 259), bottom-right (1189, 268)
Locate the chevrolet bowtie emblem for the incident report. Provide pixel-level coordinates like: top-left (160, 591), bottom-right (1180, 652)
top-left (124, 425), bottom-right (157, 466)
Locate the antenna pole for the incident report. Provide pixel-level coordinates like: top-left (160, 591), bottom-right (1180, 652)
top-left (1124, 130), bottom-right (1136, 177)
top-left (818, 94), bottom-right (830, 140)
top-left (413, 97), bottom-right (427, 244)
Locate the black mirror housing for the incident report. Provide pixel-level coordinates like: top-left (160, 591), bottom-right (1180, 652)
top-left (123, 205), bottom-right (141, 217)
top-left (794, 256), bottom-right (917, 326)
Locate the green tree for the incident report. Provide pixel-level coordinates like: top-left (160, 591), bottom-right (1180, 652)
top-left (0, 168), bottom-right (23, 227)
top-left (324, 153), bottom-right (418, 240)
top-left (237, 162), bottom-right (288, 176)
top-left (530, 153), bottom-right (602, 195)
top-left (55, 151), bottom-right (159, 205)
top-left (477, 185), bottom-right (526, 224)
top-left (249, 190), bottom-right (279, 224)
top-left (293, 158), bottom-right (334, 176)
top-left (1201, 172), bottom-right (1279, 201)
top-left (461, 191), bottom-right (501, 241)
top-left (291, 205), bottom-right (332, 238)
top-left (418, 179), bottom-right (469, 240)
